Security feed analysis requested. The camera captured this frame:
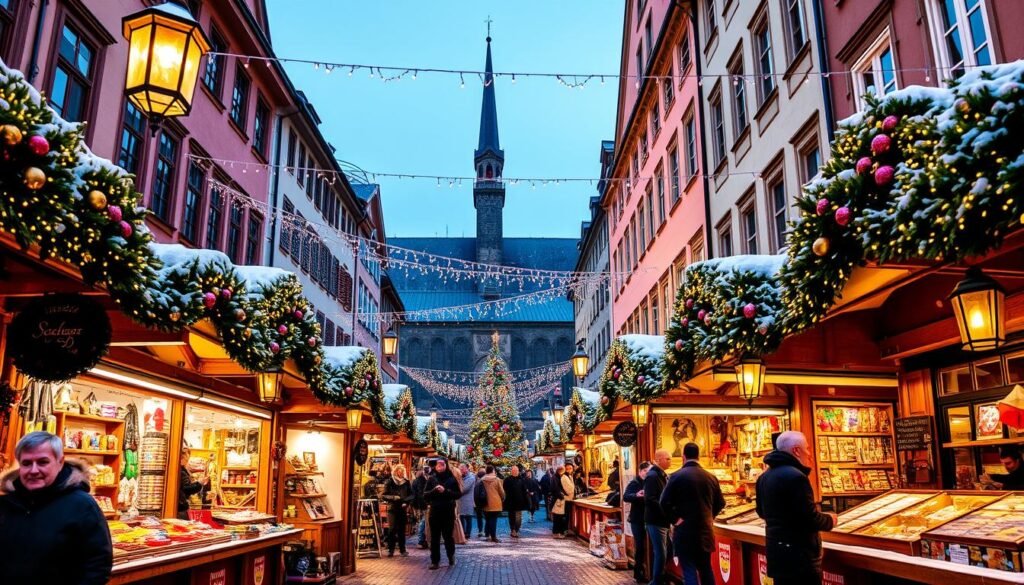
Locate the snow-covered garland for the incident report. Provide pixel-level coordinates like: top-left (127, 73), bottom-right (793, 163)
top-left (0, 59), bottom-right (387, 410)
top-left (662, 256), bottom-right (785, 391)
top-left (536, 418), bottom-right (561, 453)
top-left (599, 335), bottom-right (665, 406)
top-left (375, 384), bottom-right (418, 439)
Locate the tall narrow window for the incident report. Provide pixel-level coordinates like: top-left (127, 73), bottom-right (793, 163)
top-left (182, 162), bottom-right (204, 243)
top-left (637, 203), bottom-right (646, 254)
top-left (710, 92), bottom-right (726, 166)
top-left (679, 26), bottom-right (692, 75)
top-left (669, 145), bottom-right (681, 203)
top-left (297, 144), bottom-right (307, 188)
top-left (640, 126), bottom-right (649, 161)
top-left (118, 102), bottom-right (147, 176)
top-left (646, 186), bottom-right (655, 242)
top-left (930, 0), bottom-right (991, 78)
top-left (290, 213), bottom-right (303, 259)
top-left (741, 203), bottom-right (758, 254)
top-left (202, 28), bottom-right (226, 98)
top-left (729, 54), bottom-right (748, 138)
top-left (286, 130), bottom-right (297, 174)
top-left (150, 132), bottom-right (178, 222)
top-left (253, 98), bottom-right (269, 157)
top-left (652, 291), bottom-right (660, 333)
top-left (705, 0), bottom-right (718, 34)
top-left (769, 176), bottom-right (788, 252)
top-left (753, 17), bottom-right (776, 104)
top-left (644, 19), bottom-right (653, 66)
top-left (0, 0), bottom-right (17, 60)
top-left (802, 144), bottom-right (821, 183)
top-left (655, 164), bottom-right (666, 225)
top-left (852, 31), bottom-right (898, 106)
top-left (280, 198), bottom-right (294, 256)
top-left (685, 117), bottom-right (698, 181)
top-left (246, 214), bottom-right (262, 264)
top-left (718, 218), bottom-right (734, 257)
top-left (50, 24), bottom-right (95, 122)
top-left (782, 0), bottom-right (807, 61)
top-left (206, 185), bottom-right (223, 250)
top-left (650, 104), bottom-right (660, 137)
top-left (663, 78), bottom-right (674, 109)
top-left (230, 64), bottom-right (250, 130)
top-left (227, 205), bottom-right (243, 262)
top-left (635, 47), bottom-right (643, 82)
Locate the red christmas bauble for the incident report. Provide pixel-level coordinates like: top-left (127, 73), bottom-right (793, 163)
top-left (835, 206), bottom-right (851, 226)
top-left (681, 317), bottom-right (689, 327)
top-left (202, 292), bottom-right (217, 308)
top-left (107, 205), bottom-right (123, 222)
top-left (345, 386), bottom-right (354, 396)
top-left (743, 303), bottom-right (756, 319)
top-left (697, 309), bottom-right (706, 321)
top-left (221, 288), bottom-right (232, 300)
top-left (871, 134), bottom-right (892, 155)
top-left (881, 115), bottom-right (899, 132)
top-left (269, 341), bottom-right (281, 354)
top-left (815, 198), bottom-right (829, 216)
top-left (674, 339), bottom-right (684, 350)
top-left (119, 220), bottom-right (133, 238)
top-left (27, 135), bottom-right (49, 156)
top-left (874, 165), bottom-right (895, 186)
top-left (685, 298), bottom-right (694, 310)
top-left (277, 324), bottom-right (289, 335)
top-left (493, 448), bottom-right (503, 457)
top-left (855, 157), bottom-right (872, 175)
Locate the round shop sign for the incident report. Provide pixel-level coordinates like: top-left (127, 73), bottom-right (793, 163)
top-left (9, 294), bottom-right (111, 382)
top-left (613, 421), bottom-right (638, 447)
top-left (353, 439), bottom-right (369, 465)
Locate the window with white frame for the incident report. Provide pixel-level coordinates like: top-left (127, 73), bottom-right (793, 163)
top-left (752, 13), bottom-right (776, 105)
top-left (710, 89), bottom-right (727, 166)
top-left (728, 50), bottom-right (748, 138)
top-left (852, 29), bottom-right (897, 107)
top-left (717, 216), bottom-right (734, 257)
top-left (926, 0), bottom-right (992, 79)
top-left (781, 0), bottom-right (807, 61)
top-left (705, 0), bottom-right (718, 36)
top-left (679, 26), bottom-right (692, 76)
top-left (767, 172), bottom-right (788, 252)
top-left (740, 199), bottom-right (758, 254)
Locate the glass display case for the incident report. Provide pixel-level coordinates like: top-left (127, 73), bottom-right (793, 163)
top-left (922, 493), bottom-right (1024, 572)
top-left (824, 490), bottom-right (1002, 554)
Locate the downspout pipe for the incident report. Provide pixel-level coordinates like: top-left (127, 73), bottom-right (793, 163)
top-left (812, 0), bottom-right (836, 142)
top-left (28, 0), bottom-right (50, 83)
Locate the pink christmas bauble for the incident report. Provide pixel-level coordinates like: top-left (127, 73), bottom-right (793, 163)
top-left (835, 206), bottom-right (851, 226)
top-left (675, 339), bottom-right (684, 350)
top-left (613, 369), bottom-right (621, 380)
top-left (855, 157), bottom-right (872, 175)
top-left (202, 292), bottom-right (217, 308)
top-left (277, 324), bottom-right (288, 335)
top-left (600, 395), bottom-right (610, 405)
top-left (27, 135), bottom-right (49, 156)
top-left (815, 198), bottom-right (829, 216)
top-left (221, 288), bottom-right (232, 300)
top-left (107, 205), bottom-right (123, 223)
top-left (345, 386), bottom-right (354, 396)
top-left (703, 313), bottom-right (713, 326)
top-left (294, 310), bottom-right (304, 319)
top-left (119, 220), bottom-right (133, 238)
top-left (871, 133), bottom-right (892, 155)
top-left (269, 341), bottom-right (281, 354)
top-left (685, 298), bottom-right (694, 310)
top-left (697, 309), bottom-right (706, 321)
top-left (494, 448), bottom-right (503, 457)
top-left (881, 115), bottom-right (899, 132)
top-left (681, 318), bottom-right (689, 327)
top-left (874, 165), bottom-right (895, 186)
top-left (308, 337), bottom-right (317, 347)
top-left (743, 303), bottom-right (757, 319)
top-left (637, 375), bottom-right (646, 385)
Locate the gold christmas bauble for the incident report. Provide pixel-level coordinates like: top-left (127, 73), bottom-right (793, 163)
top-left (23, 167), bottom-right (46, 190)
top-left (243, 328), bottom-right (253, 338)
top-left (1, 124), bottom-right (22, 146)
top-left (812, 236), bottom-right (831, 257)
top-left (88, 190), bottom-right (107, 210)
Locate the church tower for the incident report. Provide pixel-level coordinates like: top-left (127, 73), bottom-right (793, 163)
top-left (474, 34), bottom-right (505, 298)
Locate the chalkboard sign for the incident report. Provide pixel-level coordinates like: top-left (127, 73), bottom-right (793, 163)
top-left (894, 416), bottom-right (932, 451)
top-left (9, 294), bottom-right (111, 382)
top-left (613, 421), bottom-right (638, 447)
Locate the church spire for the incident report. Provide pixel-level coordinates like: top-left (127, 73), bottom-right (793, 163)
top-left (475, 34), bottom-right (503, 165)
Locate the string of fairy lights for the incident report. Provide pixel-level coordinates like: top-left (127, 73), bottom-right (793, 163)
top-left (400, 362), bottom-right (569, 403)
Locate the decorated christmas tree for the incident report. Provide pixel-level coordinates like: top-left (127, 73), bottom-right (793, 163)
top-left (467, 334), bottom-right (530, 468)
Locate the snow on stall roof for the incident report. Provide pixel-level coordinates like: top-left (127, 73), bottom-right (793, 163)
top-left (151, 243), bottom-right (231, 271)
top-left (416, 415), bottom-right (433, 433)
top-left (440, 431), bottom-right (449, 445)
top-left (382, 384), bottom-right (409, 404)
top-left (620, 334), bottom-right (665, 361)
top-left (691, 254), bottom-right (786, 277)
top-left (575, 387), bottom-right (601, 407)
top-left (323, 346), bottom-right (368, 371)
top-left (234, 265), bottom-right (291, 293)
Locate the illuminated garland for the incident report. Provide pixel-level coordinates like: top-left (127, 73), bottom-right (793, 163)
top-left (598, 335), bottom-right (664, 406)
top-left (374, 384), bottom-right (418, 439)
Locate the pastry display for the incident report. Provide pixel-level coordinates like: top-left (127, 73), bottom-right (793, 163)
top-left (109, 517), bottom-right (231, 562)
top-left (815, 405), bottom-right (891, 434)
top-left (832, 491), bottom-right (933, 533)
top-left (855, 493), bottom-right (1000, 540)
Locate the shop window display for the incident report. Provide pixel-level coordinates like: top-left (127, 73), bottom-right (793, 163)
top-left (812, 401), bottom-right (898, 498)
top-left (182, 405), bottom-right (262, 512)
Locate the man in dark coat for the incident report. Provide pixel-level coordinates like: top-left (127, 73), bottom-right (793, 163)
top-left (0, 431), bottom-right (112, 585)
top-left (661, 442), bottom-right (726, 585)
top-left (623, 461), bottom-right (651, 584)
top-left (982, 446), bottom-right (1024, 489)
top-left (424, 459), bottom-right (460, 569)
top-left (524, 470), bottom-right (542, 522)
top-left (644, 449), bottom-right (671, 585)
top-left (756, 431), bottom-right (837, 585)
top-left (412, 466), bottom-right (431, 547)
top-left (502, 465), bottom-right (530, 538)
top-left (539, 469), bottom-right (552, 520)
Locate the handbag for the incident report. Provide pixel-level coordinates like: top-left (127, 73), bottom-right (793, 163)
top-left (552, 498), bottom-right (566, 515)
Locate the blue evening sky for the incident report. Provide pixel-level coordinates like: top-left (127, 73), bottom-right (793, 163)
top-left (264, 1), bottom-right (624, 239)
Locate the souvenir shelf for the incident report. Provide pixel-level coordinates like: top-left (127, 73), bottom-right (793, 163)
top-left (191, 427), bottom-right (261, 511)
top-left (823, 489), bottom-right (1003, 554)
top-left (921, 492), bottom-right (1024, 572)
top-left (812, 401), bottom-right (897, 497)
top-left (282, 457), bottom-right (333, 522)
top-left (56, 411), bottom-right (125, 514)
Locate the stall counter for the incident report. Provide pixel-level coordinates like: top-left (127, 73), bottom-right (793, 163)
top-left (570, 495), bottom-right (620, 545)
top-left (110, 528), bottom-right (302, 584)
top-left (713, 522), bottom-right (1024, 585)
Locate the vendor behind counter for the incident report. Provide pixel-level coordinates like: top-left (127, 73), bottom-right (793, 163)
top-left (981, 445), bottom-right (1024, 490)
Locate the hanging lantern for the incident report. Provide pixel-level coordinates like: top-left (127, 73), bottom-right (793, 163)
top-left (632, 402), bottom-right (649, 428)
top-left (383, 328), bottom-right (398, 358)
top-left (256, 368), bottom-right (283, 404)
top-left (122, 0), bottom-right (211, 124)
top-left (553, 398), bottom-right (564, 426)
top-left (949, 267), bottom-right (1005, 352)
top-left (571, 342), bottom-right (590, 381)
top-left (346, 408), bottom-right (364, 431)
top-left (736, 356), bottom-right (766, 404)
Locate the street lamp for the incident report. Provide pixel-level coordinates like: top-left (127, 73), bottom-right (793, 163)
top-left (346, 408), bottom-right (364, 431)
top-left (430, 401), bottom-right (438, 423)
top-left (383, 328), bottom-right (398, 358)
top-left (122, 0), bottom-right (210, 126)
top-left (949, 267), bottom-right (1005, 352)
top-left (256, 368), bottom-right (283, 404)
top-left (736, 356), bottom-right (766, 404)
top-left (631, 402), bottom-right (649, 428)
top-left (553, 396), bottom-right (564, 426)
top-left (571, 342), bottom-right (590, 381)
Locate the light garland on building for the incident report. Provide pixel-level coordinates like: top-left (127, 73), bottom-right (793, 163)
top-left (402, 365), bottom-right (563, 405)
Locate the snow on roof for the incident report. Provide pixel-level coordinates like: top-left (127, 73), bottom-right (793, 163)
top-left (382, 384), bottom-right (408, 404)
top-left (323, 346), bottom-right (369, 371)
top-left (440, 431), bottom-right (449, 445)
top-left (151, 243), bottom-right (231, 272)
top-left (620, 334), bottom-right (665, 361)
top-left (234, 265), bottom-right (292, 294)
top-left (575, 387), bottom-right (601, 407)
top-left (416, 415), bottom-right (433, 432)
top-left (691, 254), bottom-right (786, 278)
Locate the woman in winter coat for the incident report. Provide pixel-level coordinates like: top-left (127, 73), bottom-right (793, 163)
top-left (552, 464), bottom-right (576, 537)
top-left (381, 464), bottom-right (414, 557)
top-left (481, 465), bottom-right (506, 542)
top-left (457, 463), bottom-right (477, 539)
top-left (524, 470), bottom-right (542, 522)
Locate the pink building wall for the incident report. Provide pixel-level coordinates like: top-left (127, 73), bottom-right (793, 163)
top-left (605, 1), bottom-right (708, 336)
top-left (5, 0), bottom-right (290, 262)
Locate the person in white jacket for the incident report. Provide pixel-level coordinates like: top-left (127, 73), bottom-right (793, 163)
top-left (551, 463), bottom-right (576, 538)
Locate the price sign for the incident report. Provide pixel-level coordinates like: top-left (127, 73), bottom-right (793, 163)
top-left (894, 416), bottom-right (932, 451)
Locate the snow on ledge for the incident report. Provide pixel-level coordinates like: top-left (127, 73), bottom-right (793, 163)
top-left (575, 387), bottom-right (601, 407)
top-left (323, 346), bottom-right (369, 371)
top-left (691, 254), bottom-right (786, 278)
top-left (382, 384), bottom-right (409, 404)
top-left (620, 334), bottom-right (665, 362)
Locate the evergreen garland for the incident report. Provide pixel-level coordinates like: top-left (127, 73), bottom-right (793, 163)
top-left (599, 335), bottom-right (664, 406)
top-left (372, 385), bottom-right (418, 439)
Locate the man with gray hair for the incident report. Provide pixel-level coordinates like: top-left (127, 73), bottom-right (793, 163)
top-left (756, 430), bottom-right (837, 585)
top-left (0, 431), bottom-right (112, 584)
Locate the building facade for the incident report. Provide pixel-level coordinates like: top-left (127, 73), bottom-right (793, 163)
top-left (5, 0), bottom-right (291, 264)
top-left (604, 0), bottom-right (708, 338)
top-left (570, 143), bottom-right (614, 390)
top-left (388, 37), bottom-right (577, 434)
top-left (820, 0), bottom-right (1024, 123)
top-left (697, 0), bottom-right (831, 260)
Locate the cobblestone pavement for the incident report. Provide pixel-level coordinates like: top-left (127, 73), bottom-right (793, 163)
top-left (339, 513), bottom-right (636, 585)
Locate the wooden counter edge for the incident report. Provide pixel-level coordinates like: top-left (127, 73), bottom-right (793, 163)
top-left (572, 500), bottom-right (620, 513)
top-left (109, 529), bottom-right (302, 584)
top-left (713, 524), bottom-right (1024, 585)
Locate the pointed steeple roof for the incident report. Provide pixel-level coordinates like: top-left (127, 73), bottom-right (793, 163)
top-left (475, 36), bottom-right (503, 160)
